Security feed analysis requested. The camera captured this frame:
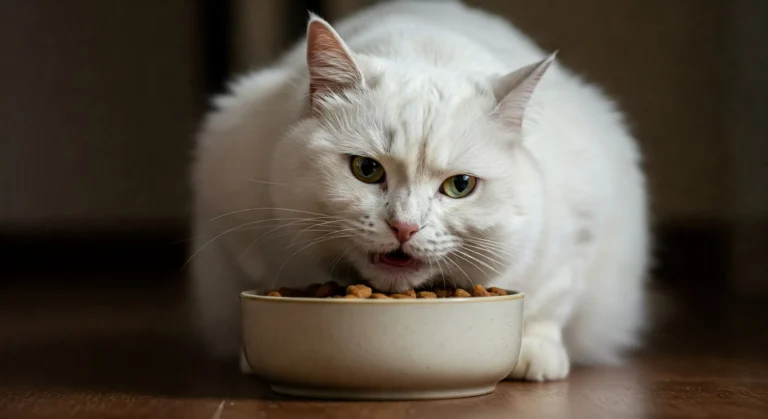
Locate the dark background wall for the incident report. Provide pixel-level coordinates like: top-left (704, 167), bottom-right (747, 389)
top-left (1, 0), bottom-right (766, 294)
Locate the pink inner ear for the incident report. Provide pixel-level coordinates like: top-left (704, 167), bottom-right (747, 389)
top-left (492, 53), bottom-right (556, 133)
top-left (306, 19), bottom-right (364, 113)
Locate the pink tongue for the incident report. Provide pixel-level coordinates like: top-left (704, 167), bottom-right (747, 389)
top-left (381, 253), bottom-right (413, 267)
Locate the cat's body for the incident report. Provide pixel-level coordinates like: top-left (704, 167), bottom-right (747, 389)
top-left (191, 0), bottom-right (648, 381)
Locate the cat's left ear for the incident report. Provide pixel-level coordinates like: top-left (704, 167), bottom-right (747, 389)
top-left (306, 15), bottom-right (365, 116)
top-left (491, 52), bottom-right (557, 133)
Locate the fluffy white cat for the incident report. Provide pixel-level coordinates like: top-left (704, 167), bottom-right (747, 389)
top-left (190, 0), bottom-right (648, 381)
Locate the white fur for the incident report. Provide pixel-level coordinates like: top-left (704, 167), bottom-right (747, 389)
top-left (190, 0), bottom-right (649, 381)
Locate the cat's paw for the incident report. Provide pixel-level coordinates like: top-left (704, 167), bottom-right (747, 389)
top-left (508, 335), bottom-right (570, 381)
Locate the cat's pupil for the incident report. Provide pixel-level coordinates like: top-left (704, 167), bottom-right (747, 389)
top-left (360, 158), bottom-right (378, 177)
top-left (453, 175), bottom-right (470, 192)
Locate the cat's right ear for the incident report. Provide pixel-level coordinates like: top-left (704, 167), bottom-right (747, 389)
top-left (306, 15), bottom-right (365, 117)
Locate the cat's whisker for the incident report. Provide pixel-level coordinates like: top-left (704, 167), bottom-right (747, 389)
top-left (209, 207), bottom-right (338, 222)
top-left (452, 251), bottom-right (494, 280)
top-left (289, 219), bottom-right (355, 245)
top-left (271, 233), bottom-right (360, 289)
top-left (461, 242), bottom-right (509, 258)
top-left (285, 228), bottom-right (363, 249)
top-left (438, 255), bottom-right (459, 289)
top-left (238, 216), bottom-right (339, 257)
top-left (239, 228), bottom-right (351, 248)
top-left (239, 176), bottom-right (289, 186)
top-left (465, 237), bottom-right (518, 253)
top-left (330, 245), bottom-right (356, 278)
top-left (434, 257), bottom-right (447, 290)
top-left (187, 217), bottom-right (311, 244)
top-left (183, 217), bottom-right (318, 268)
top-left (444, 256), bottom-right (474, 289)
top-left (460, 245), bottom-right (507, 268)
top-left (463, 240), bottom-right (517, 258)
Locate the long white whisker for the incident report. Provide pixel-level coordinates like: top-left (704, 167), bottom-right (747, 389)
top-left (438, 255), bottom-right (458, 289)
top-left (463, 241), bottom-right (516, 258)
top-left (289, 219), bottom-right (353, 245)
top-left (465, 237), bottom-right (517, 252)
top-left (454, 249), bottom-right (503, 276)
top-left (452, 251), bottom-right (493, 280)
top-left (239, 176), bottom-right (288, 186)
top-left (183, 217), bottom-right (313, 268)
top-left (271, 234), bottom-right (359, 288)
top-left (209, 208), bottom-right (337, 222)
top-left (329, 245), bottom-right (356, 278)
top-left (444, 256), bottom-right (474, 288)
top-left (239, 217), bottom-right (336, 257)
top-left (434, 257), bottom-right (447, 290)
top-left (286, 228), bottom-right (363, 248)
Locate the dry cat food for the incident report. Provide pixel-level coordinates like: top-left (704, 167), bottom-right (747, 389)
top-left (264, 283), bottom-right (507, 299)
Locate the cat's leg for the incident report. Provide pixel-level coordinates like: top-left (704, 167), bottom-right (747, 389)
top-left (563, 211), bottom-right (648, 365)
top-left (507, 262), bottom-right (582, 381)
top-left (189, 239), bottom-right (261, 359)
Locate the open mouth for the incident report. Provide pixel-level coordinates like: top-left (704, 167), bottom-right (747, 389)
top-left (372, 248), bottom-right (418, 268)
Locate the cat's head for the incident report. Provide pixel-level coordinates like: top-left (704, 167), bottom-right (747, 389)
top-left (281, 17), bottom-right (554, 292)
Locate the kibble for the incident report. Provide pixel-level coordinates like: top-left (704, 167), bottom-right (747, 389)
top-left (264, 282), bottom-right (508, 299)
top-left (452, 289), bottom-right (471, 298)
top-left (472, 284), bottom-right (492, 297)
top-left (346, 284), bottom-right (373, 298)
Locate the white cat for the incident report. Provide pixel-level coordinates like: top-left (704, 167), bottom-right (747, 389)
top-left (190, 0), bottom-right (648, 381)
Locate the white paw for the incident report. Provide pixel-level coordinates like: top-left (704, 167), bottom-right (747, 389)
top-left (508, 335), bottom-right (570, 381)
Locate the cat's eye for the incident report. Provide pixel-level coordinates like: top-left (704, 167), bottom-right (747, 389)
top-left (440, 174), bottom-right (477, 199)
top-left (350, 156), bottom-right (386, 184)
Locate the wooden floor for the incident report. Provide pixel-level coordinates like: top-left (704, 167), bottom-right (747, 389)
top-left (1, 274), bottom-right (766, 418)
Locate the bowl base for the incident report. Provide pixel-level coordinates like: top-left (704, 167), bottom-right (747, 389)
top-left (270, 383), bottom-right (496, 400)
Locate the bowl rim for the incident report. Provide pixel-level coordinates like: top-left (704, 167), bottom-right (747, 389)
top-left (240, 289), bottom-right (524, 304)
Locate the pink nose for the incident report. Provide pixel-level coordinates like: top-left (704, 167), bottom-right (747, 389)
top-left (389, 220), bottom-right (420, 242)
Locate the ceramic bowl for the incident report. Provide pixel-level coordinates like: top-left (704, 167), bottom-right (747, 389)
top-left (240, 289), bottom-right (524, 400)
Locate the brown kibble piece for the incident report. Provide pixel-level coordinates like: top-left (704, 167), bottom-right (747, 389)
top-left (453, 288), bottom-right (471, 297)
top-left (264, 282), bottom-right (509, 299)
top-left (346, 284), bottom-right (373, 298)
top-left (306, 283), bottom-right (322, 296)
top-left (277, 287), bottom-right (305, 297)
top-left (472, 285), bottom-right (492, 297)
top-left (314, 281), bottom-right (341, 298)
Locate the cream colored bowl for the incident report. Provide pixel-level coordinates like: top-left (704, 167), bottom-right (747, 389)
top-left (240, 290), bottom-right (524, 400)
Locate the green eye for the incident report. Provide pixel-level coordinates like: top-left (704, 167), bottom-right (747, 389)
top-left (440, 174), bottom-right (477, 198)
top-left (350, 156), bottom-right (386, 184)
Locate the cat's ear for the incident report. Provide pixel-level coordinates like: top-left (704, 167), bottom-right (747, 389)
top-left (306, 15), bottom-right (365, 116)
top-left (491, 52), bottom-right (557, 133)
